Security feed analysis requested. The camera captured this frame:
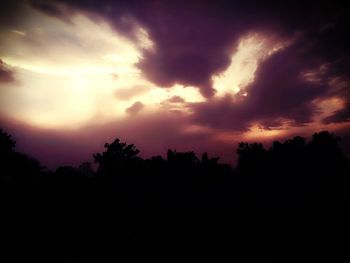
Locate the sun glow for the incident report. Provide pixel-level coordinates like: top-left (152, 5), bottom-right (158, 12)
top-left (0, 6), bottom-right (204, 129)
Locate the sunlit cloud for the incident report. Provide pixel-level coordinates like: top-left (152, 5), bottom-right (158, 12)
top-left (212, 32), bottom-right (287, 97)
top-left (243, 123), bottom-right (288, 140)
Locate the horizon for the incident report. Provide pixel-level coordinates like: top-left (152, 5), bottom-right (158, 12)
top-left (1, 126), bottom-right (349, 171)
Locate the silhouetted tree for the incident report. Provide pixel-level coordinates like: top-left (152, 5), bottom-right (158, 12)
top-left (308, 131), bottom-right (347, 173)
top-left (167, 150), bottom-right (199, 167)
top-left (55, 165), bottom-right (79, 176)
top-left (201, 152), bottom-right (219, 166)
top-left (1, 127), bottom-right (350, 261)
top-left (0, 128), bottom-right (15, 155)
top-left (93, 138), bottom-right (140, 175)
top-left (77, 162), bottom-right (94, 177)
top-left (0, 128), bottom-right (43, 179)
top-left (236, 142), bottom-right (266, 175)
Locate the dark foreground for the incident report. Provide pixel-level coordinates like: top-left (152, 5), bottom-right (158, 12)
top-left (1, 129), bottom-right (350, 261)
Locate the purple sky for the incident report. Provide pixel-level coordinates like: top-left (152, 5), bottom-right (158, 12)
top-left (0, 0), bottom-right (349, 169)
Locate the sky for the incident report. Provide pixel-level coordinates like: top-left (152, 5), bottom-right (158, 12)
top-left (0, 0), bottom-right (350, 169)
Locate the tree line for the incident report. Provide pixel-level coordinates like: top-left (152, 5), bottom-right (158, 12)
top-left (1, 128), bottom-right (349, 261)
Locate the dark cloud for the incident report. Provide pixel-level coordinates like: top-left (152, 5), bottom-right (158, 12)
top-left (125, 101), bottom-right (144, 115)
top-left (31, 0), bottom-right (66, 18)
top-left (0, 1), bottom-right (27, 28)
top-left (300, 9), bottom-right (350, 124)
top-left (134, 2), bottom-right (239, 98)
top-left (30, 1), bottom-right (349, 97)
top-left (29, 1), bottom-right (350, 110)
top-left (323, 101), bottom-right (350, 124)
top-left (190, 44), bottom-right (329, 130)
top-left (0, 59), bottom-right (14, 83)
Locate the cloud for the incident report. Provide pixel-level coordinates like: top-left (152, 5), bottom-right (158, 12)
top-left (167, 96), bottom-right (185, 104)
top-left (0, 1), bottom-right (27, 28)
top-left (31, 0), bottom-right (69, 19)
top-left (322, 101), bottom-right (350, 124)
top-left (190, 44), bottom-right (329, 131)
top-left (0, 59), bottom-right (14, 83)
top-left (0, 6), bottom-right (155, 129)
top-left (30, 1), bottom-right (350, 99)
top-left (5, 2), bottom-right (350, 125)
top-left (125, 101), bottom-right (144, 115)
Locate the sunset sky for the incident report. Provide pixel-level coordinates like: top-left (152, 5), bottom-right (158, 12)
top-left (1, 0), bottom-right (349, 168)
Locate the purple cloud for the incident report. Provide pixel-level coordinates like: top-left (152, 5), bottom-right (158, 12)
top-left (323, 101), bottom-right (350, 124)
top-left (30, 1), bottom-right (350, 101)
top-left (190, 44), bottom-right (329, 130)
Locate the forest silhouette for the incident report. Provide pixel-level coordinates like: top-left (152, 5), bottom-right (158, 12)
top-left (1, 128), bottom-right (350, 261)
